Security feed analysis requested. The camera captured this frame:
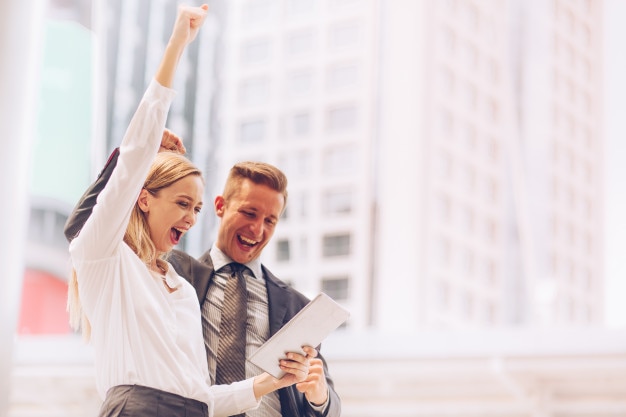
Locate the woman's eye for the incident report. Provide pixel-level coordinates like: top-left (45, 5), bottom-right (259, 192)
top-left (194, 207), bottom-right (202, 214)
top-left (178, 201), bottom-right (189, 208)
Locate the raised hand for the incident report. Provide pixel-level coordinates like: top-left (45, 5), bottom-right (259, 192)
top-left (169, 4), bottom-right (209, 48)
top-left (159, 128), bottom-right (186, 154)
top-left (156, 4), bottom-right (209, 88)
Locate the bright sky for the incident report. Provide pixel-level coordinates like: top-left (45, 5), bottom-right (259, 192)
top-left (603, 0), bottom-right (626, 328)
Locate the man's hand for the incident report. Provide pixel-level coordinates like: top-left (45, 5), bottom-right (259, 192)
top-left (159, 128), bottom-right (186, 154)
top-left (296, 358), bottom-right (329, 406)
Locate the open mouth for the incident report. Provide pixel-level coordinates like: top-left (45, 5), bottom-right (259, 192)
top-left (238, 234), bottom-right (258, 247)
top-left (170, 228), bottom-right (183, 245)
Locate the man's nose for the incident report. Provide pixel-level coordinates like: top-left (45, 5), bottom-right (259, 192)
top-left (249, 217), bottom-right (264, 236)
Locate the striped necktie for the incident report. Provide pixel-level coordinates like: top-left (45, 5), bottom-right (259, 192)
top-left (216, 263), bottom-right (248, 401)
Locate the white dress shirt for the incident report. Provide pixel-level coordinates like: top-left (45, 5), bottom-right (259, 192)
top-left (69, 79), bottom-right (260, 417)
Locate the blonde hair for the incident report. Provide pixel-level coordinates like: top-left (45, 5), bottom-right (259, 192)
top-left (68, 152), bottom-right (203, 340)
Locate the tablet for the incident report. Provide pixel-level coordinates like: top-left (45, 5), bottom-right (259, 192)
top-left (248, 292), bottom-right (350, 378)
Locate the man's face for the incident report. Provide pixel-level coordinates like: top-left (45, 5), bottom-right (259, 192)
top-left (214, 178), bottom-right (285, 264)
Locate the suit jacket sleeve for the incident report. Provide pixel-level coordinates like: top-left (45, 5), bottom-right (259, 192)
top-left (63, 148), bottom-right (120, 242)
top-left (264, 272), bottom-right (342, 417)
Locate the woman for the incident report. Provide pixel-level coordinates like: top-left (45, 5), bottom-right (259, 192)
top-left (67, 5), bottom-right (313, 417)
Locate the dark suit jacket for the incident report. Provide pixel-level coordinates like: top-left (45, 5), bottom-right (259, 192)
top-left (64, 148), bottom-right (341, 417)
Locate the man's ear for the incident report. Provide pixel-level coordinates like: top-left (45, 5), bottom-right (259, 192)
top-left (214, 195), bottom-right (225, 217)
top-left (137, 189), bottom-right (151, 213)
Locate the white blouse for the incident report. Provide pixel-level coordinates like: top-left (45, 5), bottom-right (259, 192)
top-left (69, 79), bottom-right (260, 417)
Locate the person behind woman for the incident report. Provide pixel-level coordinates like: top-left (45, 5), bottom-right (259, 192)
top-left (67, 4), bottom-right (314, 417)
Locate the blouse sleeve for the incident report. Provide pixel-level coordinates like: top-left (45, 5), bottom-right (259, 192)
top-left (69, 79), bottom-right (176, 262)
top-left (209, 378), bottom-right (261, 417)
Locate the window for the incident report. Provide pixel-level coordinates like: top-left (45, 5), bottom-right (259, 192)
top-left (28, 206), bottom-right (69, 248)
top-left (323, 188), bottom-right (353, 216)
top-left (463, 82), bottom-right (477, 110)
top-left (286, 30), bottom-right (314, 56)
top-left (287, 70), bottom-right (313, 96)
top-left (321, 276), bottom-right (349, 300)
top-left (241, 39), bottom-right (270, 64)
top-left (437, 194), bottom-right (451, 222)
top-left (323, 145), bottom-right (356, 175)
top-left (326, 104), bottom-right (357, 132)
top-left (461, 206), bottom-right (474, 233)
top-left (437, 237), bottom-right (451, 266)
top-left (242, 0), bottom-right (272, 27)
top-left (240, 77), bottom-right (270, 106)
top-left (240, 119), bottom-right (266, 143)
top-left (286, 0), bottom-right (315, 15)
top-left (327, 63), bottom-right (358, 90)
top-left (329, 22), bottom-right (359, 50)
top-left (322, 233), bottom-right (351, 257)
top-left (276, 239), bottom-right (290, 261)
top-left (438, 108), bottom-right (454, 136)
top-left (438, 67), bottom-right (455, 96)
top-left (291, 112), bottom-right (311, 137)
top-left (293, 151), bottom-right (312, 178)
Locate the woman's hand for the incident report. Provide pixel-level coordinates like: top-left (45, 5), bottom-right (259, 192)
top-left (156, 4), bottom-right (209, 88)
top-left (169, 4), bottom-right (209, 48)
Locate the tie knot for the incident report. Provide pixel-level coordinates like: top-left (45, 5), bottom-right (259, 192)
top-left (223, 263), bottom-right (246, 278)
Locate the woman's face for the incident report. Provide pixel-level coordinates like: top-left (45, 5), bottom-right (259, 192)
top-left (139, 174), bottom-right (204, 254)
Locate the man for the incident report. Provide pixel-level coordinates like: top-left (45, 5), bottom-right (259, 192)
top-left (64, 130), bottom-right (341, 417)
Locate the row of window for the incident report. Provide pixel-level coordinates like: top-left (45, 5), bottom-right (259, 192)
top-left (241, 22), bottom-right (362, 66)
top-left (437, 281), bottom-right (499, 325)
top-left (551, 176), bottom-right (594, 221)
top-left (276, 232), bottom-right (352, 262)
top-left (435, 238), bottom-right (499, 287)
top-left (238, 66), bottom-right (360, 104)
top-left (435, 152), bottom-right (500, 204)
top-left (240, 0), bottom-right (361, 29)
top-left (239, 103), bottom-right (358, 141)
top-left (554, 0), bottom-right (595, 49)
top-left (239, 104), bottom-right (359, 144)
top-left (440, 0), bottom-right (503, 54)
top-left (553, 106), bottom-right (595, 152)
top-left (550, 252), bottom-right (594, 291)
top-left (435, 195), bottom-right (500, 244)
top-left (281, 187), bottom-right (353, 221)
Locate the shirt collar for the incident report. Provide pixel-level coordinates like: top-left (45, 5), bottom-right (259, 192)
top-left (210, 244), bottom-right (263, 281)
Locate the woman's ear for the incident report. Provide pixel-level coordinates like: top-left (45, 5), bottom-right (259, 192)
top-left (137, 189), bottom-right (151, 213)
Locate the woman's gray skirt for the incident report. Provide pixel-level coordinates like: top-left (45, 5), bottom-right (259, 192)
top-left (98, 384), bottom-right (208, 417)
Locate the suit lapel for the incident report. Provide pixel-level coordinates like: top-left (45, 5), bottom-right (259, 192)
top-left (263, 266), bottom-right (290, 337)
top-left (170, 249), bottom-right (214, 303)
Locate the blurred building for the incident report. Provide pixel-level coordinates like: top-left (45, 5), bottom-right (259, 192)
top-left (21, 0), bottom-right (95, 336)
top-left (62, 0), bottom-right (605, 331)
top-left (12, 0), bottom-right (614, 416)
top-left (209, 0), bottom-right (604, 331)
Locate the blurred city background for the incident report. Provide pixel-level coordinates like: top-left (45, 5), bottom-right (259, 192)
top-left (2, 0), bottom-right (626, 416)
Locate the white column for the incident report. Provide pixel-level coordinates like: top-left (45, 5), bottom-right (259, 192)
top-left (0, 0), bottom-right (46, 416)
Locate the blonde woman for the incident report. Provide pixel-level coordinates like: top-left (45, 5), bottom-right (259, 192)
top-left (68, 5), bottom-right (314, 417)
